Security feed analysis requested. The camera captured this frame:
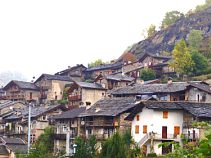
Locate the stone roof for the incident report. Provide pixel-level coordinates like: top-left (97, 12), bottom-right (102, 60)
top-left (5, 104), bottom-right (66, 120)
top-left (138, 53), bottom-right (172, 62)
top-left (79, 97), bottom-right (136, 117)
top-left (187, 82), bottom-right (211, 94)
top-left (55, 64), bottom-right (87, 76)
top-left (85, 62), bottom-right (123, 72)
top-left (1, 137), bottom-right (25, 144)
top-left (105, 74), bottom-right (135, 82)
top-left (4, 80), bottom-right (39, 91)
top-left (35, 74), bottom-right (73, 83)
top-left (111, 82), bottom-right (189, 95)
top-left (0, 101), bottom-right (25, 110)
top-left (125, 101), bottom-right (211, 121)
top-left (0, 137), bottom-right (27, 154)
top-left (76, 82), bottom-right (106, 90)
top-left (54, 107), bottom-right (86, 120)
top-left (6, 144), bottom-right (27, 154)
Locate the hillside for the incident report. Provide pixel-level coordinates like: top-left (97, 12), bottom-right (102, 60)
top-left (128, 6), bottom-right (211, 59)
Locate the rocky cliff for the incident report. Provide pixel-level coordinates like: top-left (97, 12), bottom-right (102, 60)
top-left (129, 6), bottom-right (211, 59)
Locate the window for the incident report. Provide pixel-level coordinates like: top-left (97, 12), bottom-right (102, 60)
top-left (196, 94), bottom-right (200, 102)
top-left (136, 115), bottom-right (140, 121)
top-left (143, 125), bottom-right (147, 134)
top-left (174, 126), bottom-right (180, 136)
top-left (135, 125), bottom-right (139, 134)
top-left (30, 92), bottom-right (32, 100)
top-left (163, 111), bottom-right (168, 119)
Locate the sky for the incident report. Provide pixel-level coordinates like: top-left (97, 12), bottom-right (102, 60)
top-left (0, 0), bottom-right (205, 82)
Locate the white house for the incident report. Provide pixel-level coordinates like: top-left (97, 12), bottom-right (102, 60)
top-left (125, 101), bottom-right (211, 156)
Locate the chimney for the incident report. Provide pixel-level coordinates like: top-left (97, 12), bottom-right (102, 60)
top-left (68, 66), bottom-right (71, 69)
top-left (168, 77), bottom-right (173, 84)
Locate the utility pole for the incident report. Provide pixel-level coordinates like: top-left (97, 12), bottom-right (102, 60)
top-left (27, 102), bottom-right (31, 153)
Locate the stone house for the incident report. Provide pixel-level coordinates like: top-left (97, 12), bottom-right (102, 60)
top-left (78, 97), bottom-right (136, 140)
top-left (53, 107), bottom-right (86, 154)
top-left (94, 74), bottom-right (135, 90)
top-left (185, 82), bottom-right (211, 103)
top-left (84, 62), bottom-right (123, 80)
top-left (110, 81), bottom-right (189, 101)
top-left (110, 81), bottom-right (211, 102)
top-left (0, 137), bottom-right (27, 158)
top-left (3, 80), bottom-right (40, 103)
top-left (67, 81), bottom-right (107, 107)
top-left (121, 53), bottom-right (173, 79)
top-left (55, 64), bottom-right (87, 82)
top-left (125, 101), bottom-right (211, 155)
top-left (2, 104), bottom-right (67, 142)
top-left (35, 74), bottom-right (73, 103)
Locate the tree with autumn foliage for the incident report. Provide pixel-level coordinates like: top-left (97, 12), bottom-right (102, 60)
top-left (169, 39), bottom-right (195, 77)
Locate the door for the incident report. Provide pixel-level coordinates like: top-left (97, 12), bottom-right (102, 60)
top-left (162, 140), bottom-right (172, 155)
top-left (162, 126), bottom-right (167, 139)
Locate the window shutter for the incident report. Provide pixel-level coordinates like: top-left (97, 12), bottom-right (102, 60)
top-left (135, 125), bottom-right (139, 134)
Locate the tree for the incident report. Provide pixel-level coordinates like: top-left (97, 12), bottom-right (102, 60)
top-left (147, 24), bottom-right (157, 37)
top-left (191, 50), bottom-right (208, 76)
top-left (99, 132), bottom-right (141, 158)
top-left (169, 39), bottom-right (195, 76)
top-left (140, 68), bottom-right (156, 81)
top-left (19, 127), bottom-right (55, 158)
top-left (88, 59), bottom-right (104, 68)
top-left (195, 0), bottom-right (211, 12)
top-left (161, 11), bottom-right (184, 29)
top-left (188, 29), bottom-right (203, 50)
top-left (73, 135), bottom-right (97, 158)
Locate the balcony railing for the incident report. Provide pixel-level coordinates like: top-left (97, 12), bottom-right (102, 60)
top-left (53, 133), bottom-right (77, 140)
top-left (5, 95), bottom-right (24, 100)
top-left (85, 120), bottom-right (114, 127)
top-left (183, 133), bottom-right (199, 140)
top-left (68, 95), bottom-right (81, 101)
top-left (154, 133), bottom-right (180, 140)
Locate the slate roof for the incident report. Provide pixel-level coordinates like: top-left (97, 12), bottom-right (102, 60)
top-left (0, 101), bottom-right (25, 110)
top-left (5, 104), bottom-right (66, 120)
top-left (4, 80), bottom-right (39, 91)
top-left (0, 137), bottom-right (27, 154)
top-left (54, 107), bottom-right (86, 120)
top-left (85, 62), bottom-right (123, 72)
top-left (105, 74), bottom-right (135, 82)
top-left (138, 53), bottom-right (172, 62)
top-left (1, 137), bottom-right (25, 144)
top-left (0, 145), bottom-right (9, 155)
top-left (35, 74), bottom-right (73, 83)
top-left (187, 82), bottom-right (211, 94)
top-left (76, 82), bottom-right (106, 90)
top-left (111, 82), bottom-right (189, 95)
top-left (6, 144), bottom-right (27, 154)
top-left (55, 64), bottom-right (87, 76)
top-left (79, 97), bottom-right (136, 117)
top-left (125, 101), bottom-right (211, 121)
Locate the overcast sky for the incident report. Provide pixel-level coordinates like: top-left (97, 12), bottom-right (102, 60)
top-left (0, 0), bottom-right (205, 81)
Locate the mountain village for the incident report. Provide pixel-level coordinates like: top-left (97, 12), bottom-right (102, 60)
top-left (0, 51), bottom-right (211, 158)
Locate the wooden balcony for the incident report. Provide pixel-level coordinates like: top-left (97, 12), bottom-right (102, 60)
top-left (5, 94), bottom-right (24, 100)
top-left (53, 133), bottom-right (77, 140)
top-left (68, 95), bottom-right (81, 101)
top-left (85, 120), bottom-right (114, 127)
